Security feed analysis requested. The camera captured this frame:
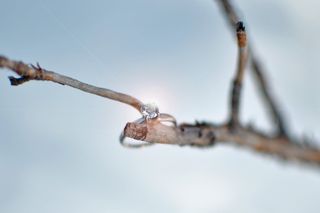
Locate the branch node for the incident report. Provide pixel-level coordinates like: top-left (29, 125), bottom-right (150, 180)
top-left (207, 131), bottom-right (216, 146)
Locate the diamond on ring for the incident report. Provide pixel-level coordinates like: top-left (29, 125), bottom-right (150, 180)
top-left (140, 103), bottom-right (159, 119)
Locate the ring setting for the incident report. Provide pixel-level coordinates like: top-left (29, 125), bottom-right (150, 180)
top-left (119, 103), bottom-right (176, 148)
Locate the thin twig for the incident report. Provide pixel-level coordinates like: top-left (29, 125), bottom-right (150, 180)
top-left (216, 0), bottom-right (289, 137)
top-left (0, 55), bottom-right (143, 112)
top-left (251, 59), bottom-right (288, 136)
top-left (228, 21), bottom-right (248, 128)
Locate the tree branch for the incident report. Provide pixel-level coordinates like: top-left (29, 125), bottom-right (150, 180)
top-left (122, 120), bottom-right (320, 167)
top-left (1, 1), bottom-right (319, 169)
top-left (216, 0), bottom-right (289, 137)
top-left (1, 52), bottom-right (319, 167)
top-left (228, 21), bottom-right (248, 128)
top-left (0, 55), bottom-right (143, 112)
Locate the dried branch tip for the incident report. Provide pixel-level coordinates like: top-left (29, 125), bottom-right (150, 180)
top-left (236, 21), bottom-right (247, 48)
top-left (8, 76), bottom-right (31, 85)
top-left (236, 21), bottom-right (245, 32)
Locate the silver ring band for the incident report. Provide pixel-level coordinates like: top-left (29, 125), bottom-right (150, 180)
top-left (158, 113), bottom-right (177, 127)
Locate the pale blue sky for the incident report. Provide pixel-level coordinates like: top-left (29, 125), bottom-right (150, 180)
top-left (1, 0), bottom-right (320, 212)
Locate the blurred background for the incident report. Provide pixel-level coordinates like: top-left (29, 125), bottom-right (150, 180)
top-left (1, 0), bottom-right (320, 212)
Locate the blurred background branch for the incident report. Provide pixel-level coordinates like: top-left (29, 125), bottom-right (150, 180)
top-left (217, 0), bottom-right (289, 137)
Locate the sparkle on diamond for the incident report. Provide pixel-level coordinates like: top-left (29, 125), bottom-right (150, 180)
top-left (140, 103), bottom-right (159, 119)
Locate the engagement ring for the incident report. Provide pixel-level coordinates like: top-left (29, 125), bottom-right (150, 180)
top-left (119, 103), bottom-right (176, 148)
